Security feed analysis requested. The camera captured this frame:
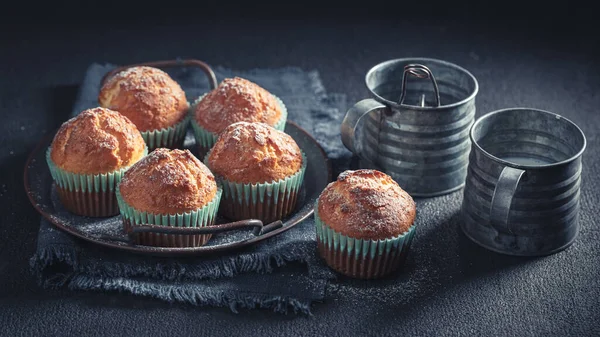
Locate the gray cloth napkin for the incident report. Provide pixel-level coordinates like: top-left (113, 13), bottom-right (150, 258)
top-left (29, 62), bottom-right (349, 315)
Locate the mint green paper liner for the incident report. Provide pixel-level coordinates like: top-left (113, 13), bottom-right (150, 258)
top-left (203, 150), bottom-right (306, 223)
top-left (314, 198), bottom-right (416, 278)
top-left (189, 93), bottom-right (288, 153)
top-left (115, 186), bottom-right (222, 228)
top-left (141, 113), bottom-right (190, 150)
top-left (46, 146), bottom-right (148, 193)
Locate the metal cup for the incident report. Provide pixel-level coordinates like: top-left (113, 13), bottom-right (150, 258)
top-left (341, 58), bottom-right (479, 196)
top-left (461, 108), bottom-right (587, 256)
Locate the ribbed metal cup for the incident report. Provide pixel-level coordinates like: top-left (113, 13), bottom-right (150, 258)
top-left (341, 58), bottom-right (479, 196)
top-left (461, 108), bottom-right (587, 256)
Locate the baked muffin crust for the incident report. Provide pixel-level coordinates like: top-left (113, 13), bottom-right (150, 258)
top-left (119, 148), bottom-right (217, 214)
top-left (194, 77), bottom-right (282, 134)
top-left (207, 122), bottom-right (302, 184)
top-left (98, 66), bottom-right (189, 132)
top-left (50, 107), bottom-right (146, 175)
top-left (317, 170), bottom-right (416, 240)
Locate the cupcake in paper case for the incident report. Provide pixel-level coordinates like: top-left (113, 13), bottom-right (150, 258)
top-left (116, 148), bottom-right (221, 247)
top-left (46, 107), bottom-right (147, 217)
top-left (314, 169), bottom-right (417, 279)
top-left (191, 77), bottom-right (287, 157)
top-left (98, 66), bottom-right (190, 150)
top-left (204, 121), bottom-right (305, 224)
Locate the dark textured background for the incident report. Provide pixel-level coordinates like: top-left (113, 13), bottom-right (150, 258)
top-left (1, 2), bottom-right (599, 336)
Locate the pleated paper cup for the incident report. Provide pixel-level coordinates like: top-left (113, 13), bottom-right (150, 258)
top-left (141, 114), bottom-right (190, 151)
top-left (46, 146), bottom-right (148, 217)
top-left (190, 93), bottom-right (288, 157)
top-left (314, 199), bottom-right (416, 279)
top-left (204, 151), bottom-right (306, 224)
top-left (115, 186), bottom-right (222, 248)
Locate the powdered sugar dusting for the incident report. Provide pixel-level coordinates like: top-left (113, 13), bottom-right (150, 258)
top-left (50, 107), bottom-right (145, 174)
top-left (98, 66), bottom-right (189, 131)
top-left (107, 66), bottom-right (171, 91)
top-left (208, 122), bottom-right (303, 184)
top-left (119, 148), bottom-right (217, 214)
top-left (253, 129), bottom-right (267, 145)
top-left (194, 77), bottom-right (283, 134)
top-left (318, 169), bottom-right (416, 240)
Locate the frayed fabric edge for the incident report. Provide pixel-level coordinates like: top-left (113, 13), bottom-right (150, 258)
top-left (28, 245), bottom-right (326, 315)
top-left (69, 274), bottom-right (315, 316)
top-left (80, 243), bottom-right (320, 281)
top-left (29, 245), bottom-right (78, 288)
top-left (29, 241), bottom-right (331, 284)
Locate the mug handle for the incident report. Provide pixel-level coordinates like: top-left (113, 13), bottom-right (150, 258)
top-left (490, 166), bottom-right (525, 234)
top-left (340, 98), bottom-right (386, 157)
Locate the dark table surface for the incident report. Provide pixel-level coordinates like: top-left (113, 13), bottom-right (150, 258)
top-left (1, 4), bottom-right (599, 337)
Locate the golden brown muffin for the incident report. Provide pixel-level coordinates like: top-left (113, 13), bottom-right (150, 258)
top-left (50, 107), bottom-right (146, 175)
top-left (194, 77), bottom-right (283, 134)
top-left (317, 169), bottom-right (416, 240)
top-left (207, 122), bottom-right (303, 184)
top-left (98, 66), bottom-right (189, 132)
top-left (119, 148), bottom-right (217, 214)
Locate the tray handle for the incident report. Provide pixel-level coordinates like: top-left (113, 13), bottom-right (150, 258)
top-left (100, 219), bottom-right (284, 244)
top-left (100, 59), bottom-right (218, 90)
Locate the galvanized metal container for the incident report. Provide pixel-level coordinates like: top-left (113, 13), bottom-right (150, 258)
top-left (461, 108), bottom-right (587, 256)
top-left (341, 58), bottom-right (479, 196)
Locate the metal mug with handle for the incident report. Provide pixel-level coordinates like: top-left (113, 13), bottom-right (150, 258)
top-left (461, 108), bottom-right (587, 256)
top-left (341, 58), bottom-right (479, 197)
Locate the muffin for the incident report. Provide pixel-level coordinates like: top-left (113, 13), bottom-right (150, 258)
top-left (98, 66), bottom-right (190, 150)
top-left (116, 148), bottom-right (222, 247)
top-left (46, 107), bottom-right (147, 217)
top-left (315, 169), bottom-right (417, 279)
top-left (191, 77), bottom-right (288, 157)
top-left (205, 122), bottom-right (305, 223)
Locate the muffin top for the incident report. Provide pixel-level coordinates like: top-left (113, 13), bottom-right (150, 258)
top-left (119, 148), bottom-right (217, 214)
top-left (317, 170), bottom-right (416, 240)
top-left (207, 122), bottom-right (303, 184)
top-left (194, 77), bottom-right (283, 134)
top-left (98, 66), bottom-right (189, 132)
top-left (50, 107), bottom-right (146, 175)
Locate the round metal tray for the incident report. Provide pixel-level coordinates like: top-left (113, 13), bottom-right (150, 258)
top-left (25, 121), bottom-right (331, 257)
top-left (25, 58), bottom-right (331, 257)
